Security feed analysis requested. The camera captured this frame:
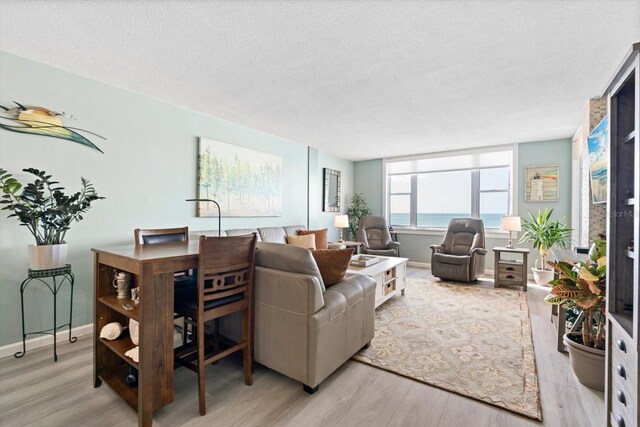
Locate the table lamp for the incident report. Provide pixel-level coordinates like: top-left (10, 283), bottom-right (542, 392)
top-left (501, 216), bottom-right (521, 249)
top-left (335, 214), bottom-right (349, 242)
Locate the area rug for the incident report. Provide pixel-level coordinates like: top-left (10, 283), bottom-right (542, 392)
top-left (353, 278), bottom-right (542, 421)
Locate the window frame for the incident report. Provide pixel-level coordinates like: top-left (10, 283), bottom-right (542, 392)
top-left (388, 175), bottom-right (415, 227)
top-left (385, 150), bottom-right (514, 231)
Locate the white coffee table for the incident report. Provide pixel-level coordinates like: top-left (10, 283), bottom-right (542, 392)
top-left (347, 256), bottom-right (408, 308)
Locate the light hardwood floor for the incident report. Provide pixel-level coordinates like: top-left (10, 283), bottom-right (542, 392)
top-left (0, 267), bottom-right (604, 427)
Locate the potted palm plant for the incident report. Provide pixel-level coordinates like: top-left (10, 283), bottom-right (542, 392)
top-left (346, 193), bottom-right (372, 240)
top-left (519, 208), bottom-right (572, 286)
top-left (0, 168), bottom-right (104, 270)
top-left (545, 250), bottom-right (606, 390)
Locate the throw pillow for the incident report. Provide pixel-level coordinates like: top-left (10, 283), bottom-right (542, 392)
top-left (286, 234), bottom-right (316, 250)
top-left (311, 248), bottom-right (354, 286)
top-left (298, 228), bottom-right (329, 250)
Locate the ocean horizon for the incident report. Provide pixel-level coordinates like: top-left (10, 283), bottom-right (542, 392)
top-left (390, 213), bottom-right (504, 228)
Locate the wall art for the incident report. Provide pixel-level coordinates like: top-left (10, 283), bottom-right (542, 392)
top-left (587, 116), bottom-right (608, 204)
top-left (0, 102), bottom-right (105, 153)
top-left (525, 165), bottom-right (559, 202)
top-left (197, 137), bottom-right (282, 217)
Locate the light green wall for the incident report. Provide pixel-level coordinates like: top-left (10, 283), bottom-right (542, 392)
top-left (353, 159), bottom-right (383, 215)
top-left (354, 139), bottom-right (573, 272)
top-left (0, 51), bottom-right (353, 346)
top-left (516, 138), bottom-right (573, 270)
top-left (310, 149), bottom-right (354, 241)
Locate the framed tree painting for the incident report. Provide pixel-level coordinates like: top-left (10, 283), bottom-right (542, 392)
top-left (525, 165), bottom-right (559, 202)
top-left (197, 137), bottom-right (282, 217)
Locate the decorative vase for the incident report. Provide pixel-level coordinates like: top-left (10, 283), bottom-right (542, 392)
top-left (563, 332), bottom-right (605, 390)
top-left (28, 244), bottom-right (68, 270)
top-left (531, 268), bottom-right (554, 287)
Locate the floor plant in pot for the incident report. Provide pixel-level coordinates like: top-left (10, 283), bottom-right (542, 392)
top-left (346, 193), bottom-right (372, 240)
top-left (519, 208), bottom-right (572, 286)
top-left (0, 168), bottom-right (104, 270)
top-left (545, 250), bottom-right (606, 390)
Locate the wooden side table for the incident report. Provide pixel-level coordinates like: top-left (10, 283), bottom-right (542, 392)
top-left (493, 247), bottom-right (529, 291)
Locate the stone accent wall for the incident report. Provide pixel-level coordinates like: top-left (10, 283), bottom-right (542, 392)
top-left (573, 98), bottom-right (607, 246)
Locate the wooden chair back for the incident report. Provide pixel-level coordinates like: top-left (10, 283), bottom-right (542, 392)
top-left (134, 227), bottom-right (189, 246)
top-left (197, 233), bottom-right (258, 316)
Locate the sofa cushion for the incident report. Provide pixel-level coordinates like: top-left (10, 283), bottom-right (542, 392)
top-left (298, 228), bottom-right (329, 250)
top-left (311, 248), bottom-right (354, 286)
top-left (287, 234), bottom-right (316, 250)
top-left (258, 227), bottom-right (288, 243)
top-left (255, 242), bottom-right (325, 291)
top-left (284, 225), bottom-right (306, 236)
top-left (225, 228), bottom-right (261, 241)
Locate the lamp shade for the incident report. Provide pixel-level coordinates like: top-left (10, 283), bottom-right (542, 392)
top-left (335, 215), bottom-right (349, 228)
top-left (501, 216), bottom-right (522, 232)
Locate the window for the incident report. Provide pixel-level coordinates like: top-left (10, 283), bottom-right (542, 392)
top-left (386, 148), bottom-right (513, 229)
top-left (417, 171), bottom-right (472, 228)
top-left (389, 175), bottom-right (411, 226)
top-left (479, 167), bottom-right (510, 228)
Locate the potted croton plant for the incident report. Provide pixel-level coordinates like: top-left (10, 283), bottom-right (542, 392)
top-left (0, 168), bottom-right (104, 270)
top-left (545, 246), bottom-right (606, 390)
top-left (519, 208), bottom-right (572, 286)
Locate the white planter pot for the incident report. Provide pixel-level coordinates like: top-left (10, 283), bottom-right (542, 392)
top-left (532, 268), bottom-right (554, 287)
top-left (28, 244), bottom-right (68, 270)
top-left (563, 332), bottom-right (605, 390)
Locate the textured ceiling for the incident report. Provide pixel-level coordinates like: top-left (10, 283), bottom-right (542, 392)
top-left (0, 1), bottom-right (639, 161)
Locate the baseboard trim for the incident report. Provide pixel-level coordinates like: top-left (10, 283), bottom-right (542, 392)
top-left (407, 261), bottom-right (430, 268)
top-left (0, 323), bottom-right (93, 359)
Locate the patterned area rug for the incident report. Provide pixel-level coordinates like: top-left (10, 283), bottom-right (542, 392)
top-left (353, 278), bottom-right (542, 421)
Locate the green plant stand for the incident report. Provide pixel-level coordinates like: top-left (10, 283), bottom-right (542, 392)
top-left (14, 264), bottom-right (77, 361)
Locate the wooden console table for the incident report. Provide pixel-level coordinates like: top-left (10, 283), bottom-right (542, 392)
top-left (93, 242), bottom-right (199, 427)
top-left (493, 247), bottom-right (529, 292)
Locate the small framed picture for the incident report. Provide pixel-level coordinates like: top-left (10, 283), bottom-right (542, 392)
top-left (525, 165), bottom-right (559, 202)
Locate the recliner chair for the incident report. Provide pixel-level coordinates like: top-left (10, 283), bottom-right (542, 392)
top-left (430, 218), bottom-right (487, 282)
top-left (357, 216), bottom-right (400, 257)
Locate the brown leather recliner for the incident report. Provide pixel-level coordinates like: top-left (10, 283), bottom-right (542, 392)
top-left (430, 218), bottom-right (487, 282)
top-left (357, 216), bottom-right (400, 257)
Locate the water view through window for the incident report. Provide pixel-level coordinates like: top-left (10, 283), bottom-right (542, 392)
top-left (389, 166), bottom-right (510, 229)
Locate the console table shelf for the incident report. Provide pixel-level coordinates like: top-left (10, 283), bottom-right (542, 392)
top-left (101, 371), bottom-right (139, 411)
top-left (99, 336), bottom-right (139, 369)
top-left (99, 296), bottom-right (140, 321)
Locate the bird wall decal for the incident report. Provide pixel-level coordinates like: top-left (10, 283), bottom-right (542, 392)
top-left (0, 101), bottom-right (105, 153)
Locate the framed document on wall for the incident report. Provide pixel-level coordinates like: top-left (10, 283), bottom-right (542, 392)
top-left (525, 165), bottom-right (559, 202)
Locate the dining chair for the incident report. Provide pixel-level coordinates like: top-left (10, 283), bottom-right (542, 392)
top-left (174, 233), bottom-right (258, 416)
top-left (133, 227), bottom-right (196, 290)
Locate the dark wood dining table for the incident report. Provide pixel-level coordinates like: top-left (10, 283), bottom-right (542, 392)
top-left (92, 241), bottom-right (200, 427)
